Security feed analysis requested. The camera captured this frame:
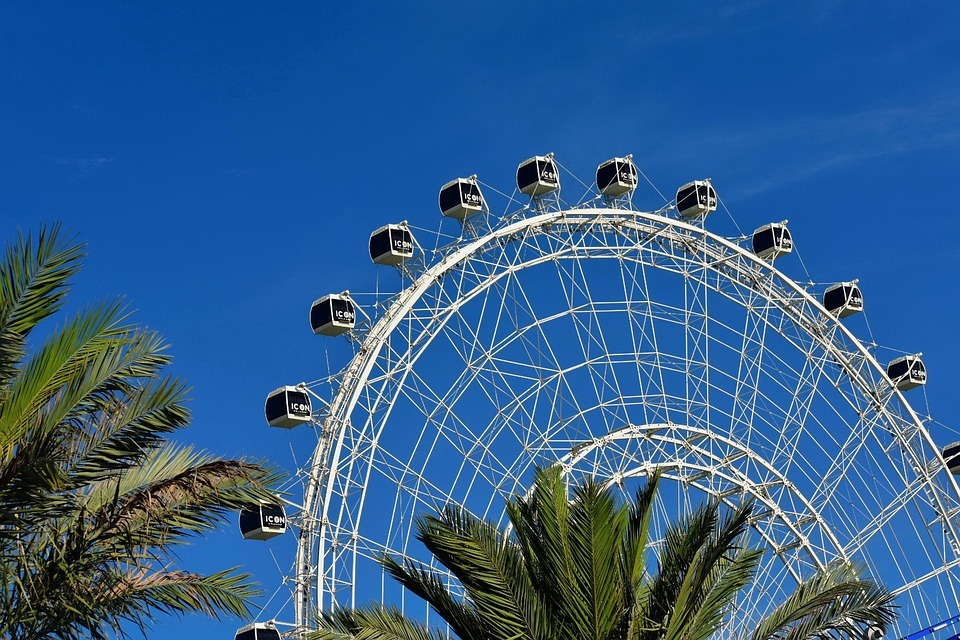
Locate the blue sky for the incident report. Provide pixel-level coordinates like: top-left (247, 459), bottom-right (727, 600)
top-left (3, 2), bottom-right (960, 638)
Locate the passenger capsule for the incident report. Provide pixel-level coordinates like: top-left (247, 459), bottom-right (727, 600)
top-left (864, 627), bottom-right (885, 640)
top-left (369, 223), bottom-right (415, 265)
top-left (439, 176), bottom-right (485, 219)
top-left (239, 501), bottom-right (287, 541)
top-left (822, 282), bottom-right (863, 318)
top-left (516, 153), bottom-right (560, 197)
top-left (310, 293), bottom-right (356, 336)
top-left (942, 442), bottom-right (960, 475)
top-left (235, 622), bottom-right (282, 640)
top-left (676, 179), bottom-right (717, 219)
top-left (887, 354), bottom-right (926, 391)
top-left (264, 385), bottom-right (312, 429)
top-left (596, 156), bottom-right (638, 197)
top-left (752, 222), bottom-right (793, 260)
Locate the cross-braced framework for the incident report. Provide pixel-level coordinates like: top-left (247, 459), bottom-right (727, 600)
top-left (264, 171), bottom-right (960, 639)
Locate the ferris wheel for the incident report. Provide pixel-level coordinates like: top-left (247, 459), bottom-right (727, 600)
top-left (242, 153), bottom-right (960, 640)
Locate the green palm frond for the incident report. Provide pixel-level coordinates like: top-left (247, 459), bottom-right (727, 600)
top-left (415, 504), bottom-right (546, 640)
top-left (0, 298), bottom-right (134, 444)
top-left (0, 224), bottom-right (84, 383)
top-left (67, 373), bottom-right (191, 482)
top-left (621, 472), bottom-right (660, 640)
top-left (312, 604), bottom-right (446, 640)
top-left (0, 228), bottom-right (284, 637)
top-left (507, 464), bottom-right (586, 638)
top-left (314, 464), bottom-right (896, 640)
top-left (23, 566), bottom-right (260, 640)
top-left (0, 301), bottom-right (137, 527)
top-left (667, 547), bottom-right (763, 640)
top-left (116, 567), bottom-right (260, 619)
top-left (562, 476), bottom-right (628, 640)
top-left (640, 501), bottom-right (719, 640)
top-left (381, 554), bottom-right (484, 640)
top-left (624, 470), bottom-right (660, 587)
top-left (0, 304), bottom-right (180, 537)
top-left (78, 443), bottom-right (281, 548)
top-left (748, 564), bottom-right (897, 640)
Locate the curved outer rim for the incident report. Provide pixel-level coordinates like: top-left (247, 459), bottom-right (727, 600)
top-left (294, 206), bottom-right (960, 630)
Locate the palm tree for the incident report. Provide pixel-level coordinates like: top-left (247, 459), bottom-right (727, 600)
top-left (311, 465), bottom-right (896, 640)
top-left (0, 225), bottom-right (283, 639)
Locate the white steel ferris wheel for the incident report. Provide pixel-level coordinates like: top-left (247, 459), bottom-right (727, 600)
top-left (250, 154), bottom-right (960, 640)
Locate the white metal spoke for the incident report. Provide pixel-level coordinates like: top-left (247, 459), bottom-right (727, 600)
top-left (268, 183), bottom-right (960, 639)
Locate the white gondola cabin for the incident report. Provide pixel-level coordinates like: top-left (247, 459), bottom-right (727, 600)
top-left (369, 223), bottom-right (415, 265)
top-left (596, 156), bottom-right (638, 197)
top-left (310, 293), bottom-right (355, 336)
top-left (752, 223), bottom-right (793, 260)
top-left (942, 442), bottom-right (960, 475)
top-left (516, 154), bottom-right (560, 197)
top-left (676, 180), bottom-right (717, 218)
top-left (239, 502), bottom-right (287, 541)
top-left (822, 282), bottom-right (863, 318)
top-left (264, 385), bottom-right (311, 429)
top-left (865, 627), bottom-right (885, 640)
top-left (235, 622), bottom-right (282, 640)
top-left (439, 176), bottom-right (485, 219)
top-left (887, 354), bottom-right (926, 391)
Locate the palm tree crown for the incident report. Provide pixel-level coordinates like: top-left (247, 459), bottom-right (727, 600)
top-left (312, 465), bottom-right (896, 640)
top-left (0, 225), bottom-right (283, 639)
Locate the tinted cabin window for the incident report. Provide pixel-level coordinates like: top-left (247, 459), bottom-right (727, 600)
top-left (330, 298), bottom-right (355, 325)
top-left (286, 390), bottom-right (310, 417)
top-left (311, 300), bottom-right (332, 330)
top-left (265, 392), bottom-right (288, 421)
top-left (944, 444), bottom-right (960, 459)
top-left (259, 629), bottom-right (282, 640)
top-left (823, 287), bottom-right (844, 311)
top-left (370, 230), bottom-right (392, 259)
top-left (677, 185), bottom-right (697, 211)
top-left (624, 161), bottom-right (637, 182)
top-left (235, 629), bottom-right (257, 640)
top-left (753, 229), bottom-right (774, 254)
top-left (912, 361), bottom-right (926, 375)
top-left (439, 183), bottom-right (461, 213)
top-left (597, 162), bottom-right (616, 190)
top-left (239, 508), bottom-right (261, 534)
top-left (517, 161), bottom-right (539, 191)
top-left (888, 361), bottom-right (909, 379)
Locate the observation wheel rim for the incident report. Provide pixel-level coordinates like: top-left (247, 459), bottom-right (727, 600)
top-left (294, 205), bottom-right (960, 630)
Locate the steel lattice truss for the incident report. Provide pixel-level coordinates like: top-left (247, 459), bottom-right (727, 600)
top-left (268, 202), bottom-right (960, 638)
